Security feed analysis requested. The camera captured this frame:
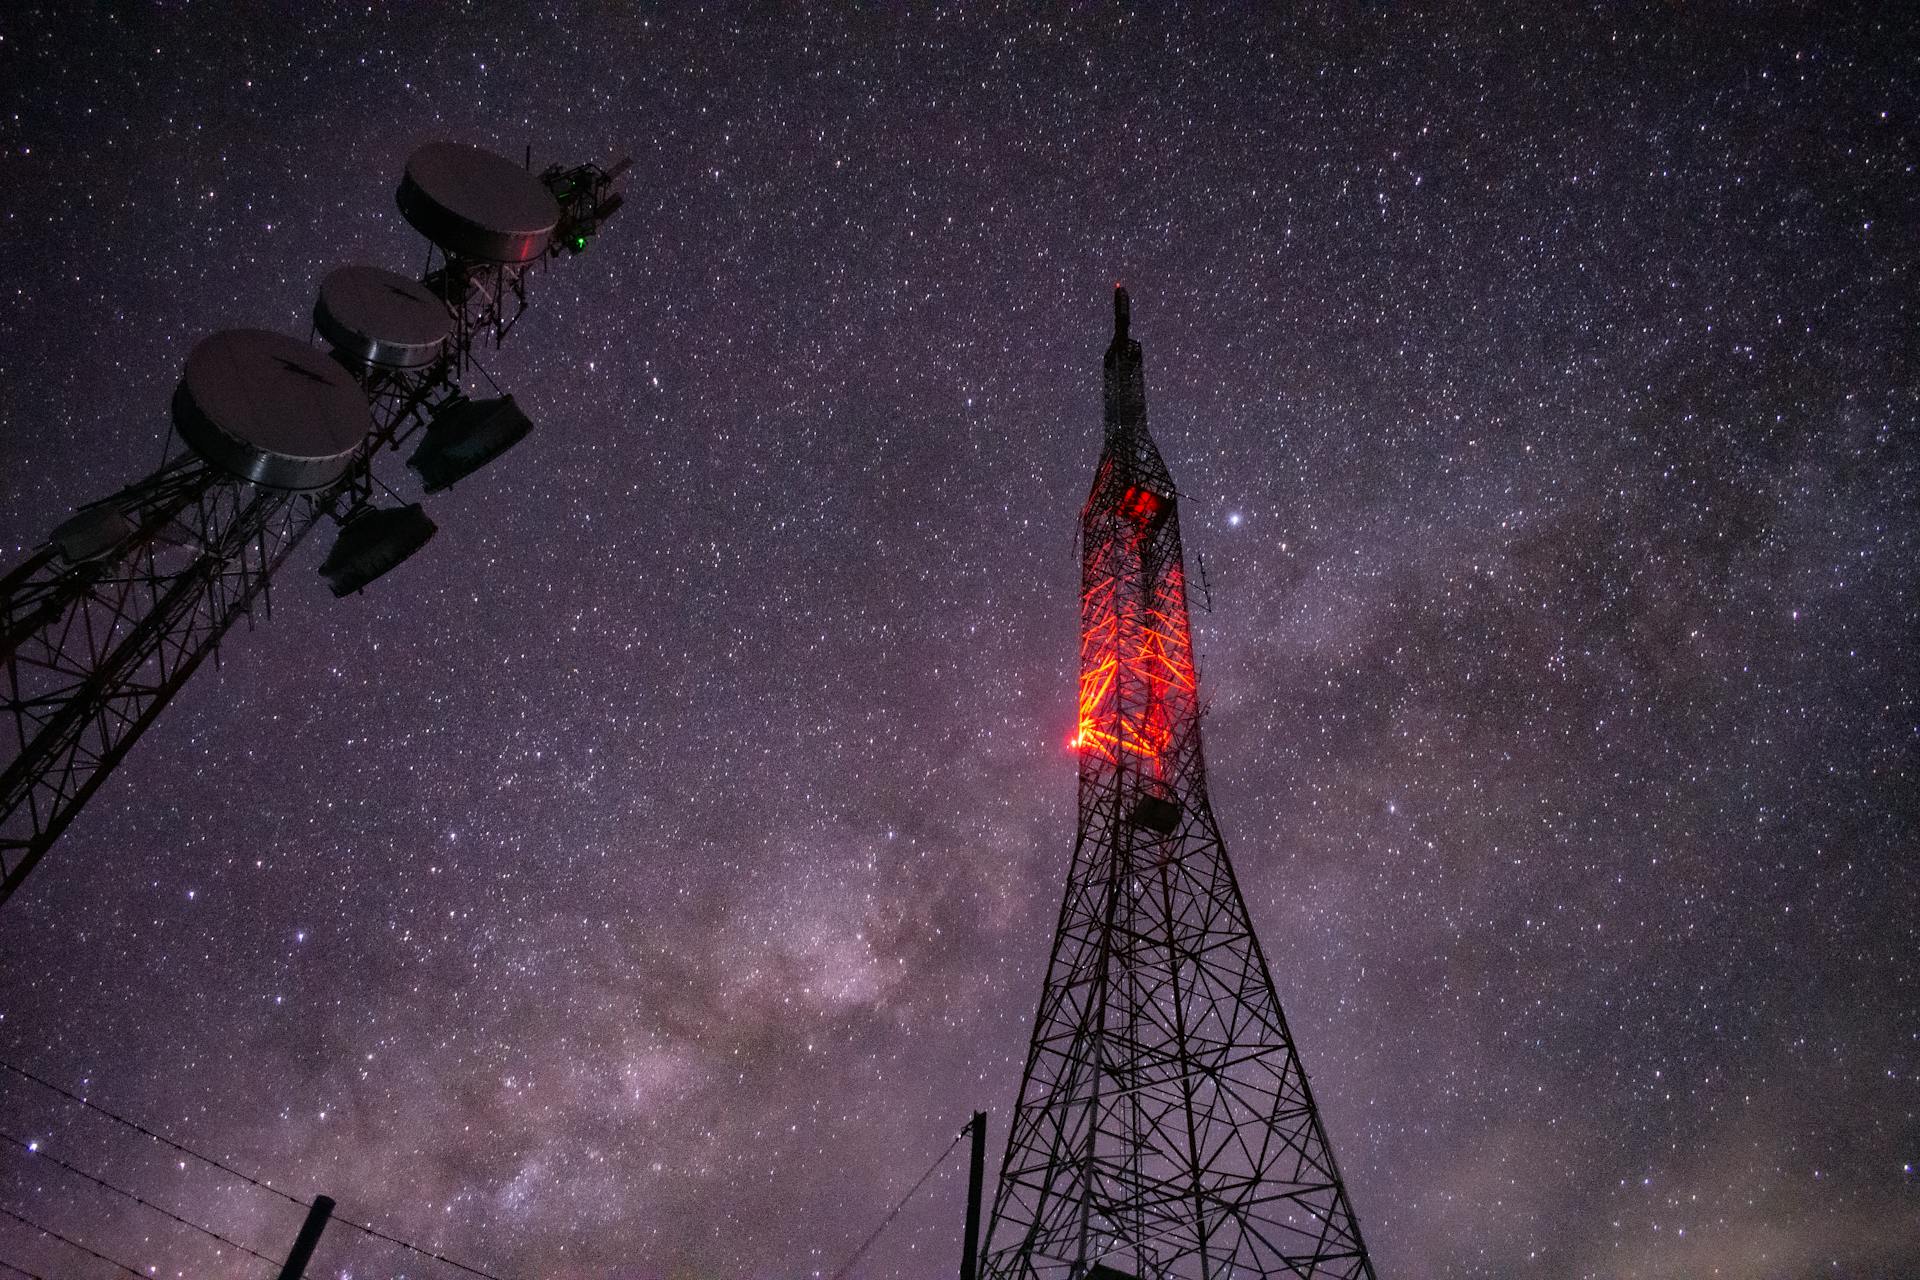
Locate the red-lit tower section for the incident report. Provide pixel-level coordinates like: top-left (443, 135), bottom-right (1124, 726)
top-left (981, 289), bottom-right (1375, 1280)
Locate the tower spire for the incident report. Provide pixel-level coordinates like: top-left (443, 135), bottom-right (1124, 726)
top-left (982, 293), bottom-right (1376, 1280)
top-left (1102, 285), bottom-right (1147, 443)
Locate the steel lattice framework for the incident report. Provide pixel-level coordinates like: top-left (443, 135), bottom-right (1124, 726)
top-left (0, 155), bottom-right (625, 911)
top-left (981, 289), bottom-right (1375, 1280)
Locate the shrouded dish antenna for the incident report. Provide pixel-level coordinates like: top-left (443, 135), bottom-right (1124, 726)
top-left (315, 264), bottom-right (453, 369)
top-left (397, 142), bottom-right (559, 264)
top-left (50, 505), bottom-right (135, 563)
top-left (172, 329), bottom-right (372, 491)
top-left (319, 503), bottom-right (438, 596)
top-left (407, 395), bottom-right (534, 493)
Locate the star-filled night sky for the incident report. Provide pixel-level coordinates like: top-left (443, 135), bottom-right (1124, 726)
top-left (0, 4), bottom-right (1914, 1278)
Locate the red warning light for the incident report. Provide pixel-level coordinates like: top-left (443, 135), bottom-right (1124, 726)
top-left (1118, 486), bottom-right (1165, 526)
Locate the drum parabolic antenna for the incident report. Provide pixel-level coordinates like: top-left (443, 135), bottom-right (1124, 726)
top-left (314, 264), bottom-right (453, 369)
top-left (397, 141), bottom-right (560, 264)
top-left (172, 329), bottom-right (372, 491)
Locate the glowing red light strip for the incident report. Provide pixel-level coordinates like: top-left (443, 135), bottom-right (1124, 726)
top-left (1071, 528), bottom-right (1198, 774)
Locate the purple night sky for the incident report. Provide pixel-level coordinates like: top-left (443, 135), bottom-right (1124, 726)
top-left (0, 5), bottom-right (1913, 1278)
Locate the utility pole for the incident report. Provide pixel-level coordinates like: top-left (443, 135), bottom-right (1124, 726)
top-left (275, 1194), bottom-right (334, 1280)
top-left (961, 1110), bottom-right (988, 1280)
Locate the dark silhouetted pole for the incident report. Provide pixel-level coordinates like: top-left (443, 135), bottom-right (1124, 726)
top-left (276, 1194), bottom-right (334, 1280)
top-left (961, 1110), bottom-right (987, 1280)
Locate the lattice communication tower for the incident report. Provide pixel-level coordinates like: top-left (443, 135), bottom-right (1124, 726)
top-left (980, 289), bottom-right (1376, 1280)
top-left (0, 141), bottom-right (628, 910)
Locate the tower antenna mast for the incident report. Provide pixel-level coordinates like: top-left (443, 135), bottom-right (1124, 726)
top-left (0, 142), bottom-right (629, 912)
top-left (980, 288), bottom-right (1376, 1279)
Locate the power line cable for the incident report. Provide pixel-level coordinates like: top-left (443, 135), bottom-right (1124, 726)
top-left (0, 1203), bottom-right (150, 1280)
top-left (0, 1060), bottom-right (305, 1210)
top-left (827, 1123), bottom-right (971, 1280)
top-left (0, 1256), bottom-right (50, 1280)
top-left (0, 1058), bottom-right (521, 1280)
top-left (0, 1130), bottom-right (280, 1269)
top-left (327, 1212), bottom-right (519, 1280)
